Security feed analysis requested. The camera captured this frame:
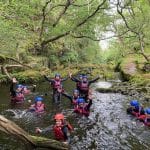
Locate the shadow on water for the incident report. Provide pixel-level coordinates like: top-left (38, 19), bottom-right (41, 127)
top-left (0, 80), bottom-right (150, 150)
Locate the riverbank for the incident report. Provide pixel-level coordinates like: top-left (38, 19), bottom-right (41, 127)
top-left (0, 64), bottom-right (116, 84)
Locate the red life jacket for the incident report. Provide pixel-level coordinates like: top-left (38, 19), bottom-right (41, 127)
top-left (53, 79), bottom-right (61, 89)
top-left (53, 123), bottom-right (73, 141)
top-left (11, 92), bottom-right (24, 103)
top-left (72, 96), bottom-right (79, 106)
top-left (34, 103), bottom-right (45, 113)
top-left (79, 81), bottom-right (89, 91)
top-left (74, 105), bottom-right (90, 116)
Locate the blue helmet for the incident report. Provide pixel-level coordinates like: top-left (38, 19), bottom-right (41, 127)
top-left (55, 73), bottom-right (60, 77)
top-left (73, 89), bottom-right (79, 94)
top-left (17, 84), bottom-right (23, 88)
top-left (77, 98), bottom-right (85, 104)
top-left (145, 108), bottom-right (150, 114)
top-left (83, 75), bottom-right (87, 79)
top-left (35, 96), bottom-right (43, 102)
top-left (130, 100), bottom-right (139, 107)
top-left (79, 74), bottom-right (83, 78)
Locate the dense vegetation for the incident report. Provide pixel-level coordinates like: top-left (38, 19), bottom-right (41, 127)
top-left (0, 0), bottom-right (149, 83)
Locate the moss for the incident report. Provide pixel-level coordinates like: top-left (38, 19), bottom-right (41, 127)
top-left (130, 73), bottom-right (150, 86)
top-left (0, 75), bottom-right (8, 83)
top-left (13, 70), bottom-right (42, 83)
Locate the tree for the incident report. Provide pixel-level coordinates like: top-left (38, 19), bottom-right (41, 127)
top-left (110, 0), bottom-right (150, 62)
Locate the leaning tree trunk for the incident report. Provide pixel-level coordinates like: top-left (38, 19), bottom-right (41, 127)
top-left (0, 115), bottom-right (69, 150)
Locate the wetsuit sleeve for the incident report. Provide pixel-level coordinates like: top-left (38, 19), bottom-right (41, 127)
top-left (86, 99), bottom-right (92, 111)
top-left (89, 77), bottom-right (100, 84)
top-left (61, 77), bottom-right (69, 82)
top-left (62, 126), bottom-right (70, 142)
top-left (62, 93), bottom-right (73, 102)
top-left (41, 126), bottom-right (53, 134)
top-left (10, 82), bottom-right (16, 97)
top-left (44, 75), bottom-right (53, 82)
top-left (70, 76), bottom-right (80, 82)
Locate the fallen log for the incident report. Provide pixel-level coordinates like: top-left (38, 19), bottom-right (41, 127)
top-left (0, 115), bottom-right (69, 150)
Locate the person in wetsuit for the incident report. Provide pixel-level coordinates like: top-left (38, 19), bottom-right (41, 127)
top-left (70, 74), bottom-right (99, 101)
top-left (74, 97), bottom-right (93, 117)
top-left (35, 113), bottom-right (73, 144)
top-left (44, 73), bottom-right (68, 104)
top-left (10, 78), bottom-right (25, 103)
top-left (127, 100), bottom-right (145, 117)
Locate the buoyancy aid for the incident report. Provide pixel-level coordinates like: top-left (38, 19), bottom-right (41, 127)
top-left (11, 92), bottom-right (24, 103)
top-left (53, 123), bottom-right (73, 141)
top-left (79, 81), bottom-right (89, 91)
top-left (138, 115), bottom-right (150, 126)
top-left (74, 105), bottom-right (90, 116)
top-left (130, 106), bottom-right (144, 117)
top-left (32, 103), bottom-right (45, 113)
top-left (72, 96), bottom-right (79, 106)
top-left (52, 79), bottom-right (61, 89)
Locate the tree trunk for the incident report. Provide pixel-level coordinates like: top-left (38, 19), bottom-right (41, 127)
top-left (0, 115), bottom-right (69, 150)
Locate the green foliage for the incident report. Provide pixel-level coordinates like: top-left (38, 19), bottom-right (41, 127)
top-left (13, 70), bottom-right (42, 82)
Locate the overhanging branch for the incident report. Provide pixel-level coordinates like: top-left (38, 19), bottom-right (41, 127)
top-left (41, 0), bottom-right (107, 47)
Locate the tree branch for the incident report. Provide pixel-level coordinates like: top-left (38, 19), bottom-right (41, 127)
top-left (39, 0), bottom-right (52, 41)
top-left (116, 1), bottom-right (138, 35)
top-left (71, 0), bottom-right (94, 7)
top-left (52, 0), bottom-right (72, 27)
top-left (6, 57), bottom-right (32, 69)
top-left (41, 0), bottom-right (107, 47)
top-left (71, 30), bottom-right (134, 41)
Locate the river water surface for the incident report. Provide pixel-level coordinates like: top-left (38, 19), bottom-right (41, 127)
top-left (0, 80), bottom-right (150, 150)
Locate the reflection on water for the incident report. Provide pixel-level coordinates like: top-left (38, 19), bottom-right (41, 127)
top-left (0, 81), bottom-right (150, 150)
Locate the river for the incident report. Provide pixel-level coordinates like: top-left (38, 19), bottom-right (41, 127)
top-left (0, 80), bottom-right (150, 150)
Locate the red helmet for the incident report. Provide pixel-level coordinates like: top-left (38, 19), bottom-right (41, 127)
top-left (54, 113), bottom-right (64, 120)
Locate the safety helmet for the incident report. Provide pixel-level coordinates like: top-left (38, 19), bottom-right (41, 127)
top-left (130, 100), bottom-right (139, 107)
top-left (145, 108), bottom-right (150, 114)
top-left (34, 96), bottom-right (43, 102)
top-left (77, 98), bottom-right (85, 104)
top-left (17, 84), bottom-right (23, 88)
top-left (73, 89), bottom-right (79, 94)
top-left (54, 113), bottom-right (64, 120)
top-left (55, 73), bottom-right (60, 77)
top-left (82, 75), bottom-right (87, 79)
top-left (79, 74), bottom-right (83, 78)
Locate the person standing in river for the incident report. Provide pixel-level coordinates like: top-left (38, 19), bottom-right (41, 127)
top-left (69, 73), bottom-right (99, 101)
top-left (44, 73), bottom-right (68, 104)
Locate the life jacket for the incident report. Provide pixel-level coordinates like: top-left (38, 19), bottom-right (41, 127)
top-left (11, 92), bottom-right (24, 103)
top-left (52, 79), bottom-right (61, 89)
top-left (33, 103), bottom-right (45, 113)
top-left (53, 123), bottom-right (73, 141)
top-left (72, 96), bottom-right (79, 106)
top-left (131, 106), bottom-right (144, 117)
top-left (79, 81), bottom-right (89, 91)
top-left (74, 105), bottom-right (90, 116)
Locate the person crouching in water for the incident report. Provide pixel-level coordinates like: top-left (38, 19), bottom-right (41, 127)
top-left (62, 89), bottom-right (81, 107)
top-left (74, 97), bottom-right (92, 117)
top-left (44, 73), bottom-right (68, 104)
top-left (28, 96), bottom-right (45, 114)
top-left (35, 113), bottom-right (73, 144)
top-left (10, 78), bottom-right (25, 103)
top-left (127, 100), bottom-right (145, 117)
top-left (76, 75), bottom-right (99, 101)
top-left (138, 108), bottom-right (150, 127)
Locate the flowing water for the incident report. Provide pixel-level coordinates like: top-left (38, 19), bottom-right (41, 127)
top-left (0, 80), bottom-right (150, 150)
